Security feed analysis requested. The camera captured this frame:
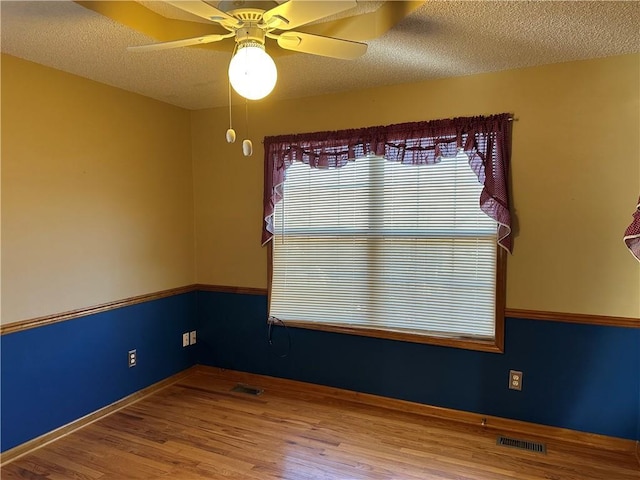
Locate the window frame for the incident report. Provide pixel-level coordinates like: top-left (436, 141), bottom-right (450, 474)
top-left (267, 158), bottom-right (507, 353)
top-left (264, 114), bottom-right (513, 353)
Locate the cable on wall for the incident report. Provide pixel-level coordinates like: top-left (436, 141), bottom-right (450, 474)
top-left (267, 316), bottom-right (291, 358)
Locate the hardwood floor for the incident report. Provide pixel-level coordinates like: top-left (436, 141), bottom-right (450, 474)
top-left (2, 367), bottom-right (639, 479)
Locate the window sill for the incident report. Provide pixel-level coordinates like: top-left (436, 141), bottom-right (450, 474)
top-left (272, 319), bottom-right (504, 353)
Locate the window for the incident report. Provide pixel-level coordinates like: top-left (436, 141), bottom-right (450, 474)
top-left (263, 114), bottom-right (512, 352)
top-left (269, 152), bottom-right (506, 352)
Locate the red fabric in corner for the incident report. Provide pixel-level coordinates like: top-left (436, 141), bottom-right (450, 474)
top-left (623, 196), bottom-right (640, 262)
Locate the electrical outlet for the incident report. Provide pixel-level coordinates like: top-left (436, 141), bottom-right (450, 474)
top-left (189, 330), bottom-right (197, 345)
top-left (182, 332), bottom-right (190, 347)
top-left (509, 370), bottom-right (523, 391)
top-left (128, 349), bottom-right (137, 368)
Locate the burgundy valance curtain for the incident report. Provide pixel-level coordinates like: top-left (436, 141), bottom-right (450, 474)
top-left (262, 113), bottom-right (514, 252)
top-left (624, 196), bottom-right (640, 262)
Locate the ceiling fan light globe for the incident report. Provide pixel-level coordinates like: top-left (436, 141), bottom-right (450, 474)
top-left (228, 44), bottom-right (277, 100)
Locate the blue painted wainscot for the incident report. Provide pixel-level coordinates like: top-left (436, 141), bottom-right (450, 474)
top-left (1, 292), bottom-right (197, 452)
top-left (2, 288), bottom-right (638, 454)
top-left (196, 290), bottom-right (640, 442)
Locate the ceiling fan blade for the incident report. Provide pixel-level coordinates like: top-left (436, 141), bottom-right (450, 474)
top-left (263, 0), bottom-right (357, 31)
top-left (276, 32), bottom-right (367, 59)
top-left (128, 33), bottom-right (230, 52)
top-left (165, 1), bottom-right (241, 27)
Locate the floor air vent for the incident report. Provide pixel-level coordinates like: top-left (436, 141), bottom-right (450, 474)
top-left (497, 435), bottom-right (546, 454)
top-left (231, 384), bottom-right (264, 396)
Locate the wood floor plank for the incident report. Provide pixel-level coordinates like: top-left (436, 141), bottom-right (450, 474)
top-left (2, 367), bottom-right (638, 479)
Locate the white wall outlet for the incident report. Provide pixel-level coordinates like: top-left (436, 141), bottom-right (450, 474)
top-left (128, 349), bottom-right (137, 368)
top-left (182, 332), bottom-right (190, 347)
top-left (189, 330), bottom-right (197, 345)
top-left (509, 370), bottom-right (523, 391)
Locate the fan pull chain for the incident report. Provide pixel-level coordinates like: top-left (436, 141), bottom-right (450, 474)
top-left (226, 44), bottom-right (239, 144)
top-left (242, 99), bottom-right (253, 157)
top-left (225, 78), bottom-right (236, 144)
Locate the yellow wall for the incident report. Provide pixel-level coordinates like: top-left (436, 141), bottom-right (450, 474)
top-left (1, 55), bottom-right (195, 324)
top-left (2, 53), bottom-right (638, 323)
top-left (192, 54), bottom-right (640, 318)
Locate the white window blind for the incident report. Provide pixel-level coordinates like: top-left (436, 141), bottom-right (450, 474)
top-left (270, 153), bottom-right (499, 340)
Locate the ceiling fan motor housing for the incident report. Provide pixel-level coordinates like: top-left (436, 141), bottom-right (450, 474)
top-left (235, 25), bottom-right (266, 45)
top-left (218, 1), bottom-right (278, 15)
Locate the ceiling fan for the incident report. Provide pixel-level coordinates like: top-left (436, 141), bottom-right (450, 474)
top-left (129, 1), bottom-right (368, 59)
top-left (126, 1), bottom-right (368, 156)
top-left (128, 1), bottom-right (368, 100)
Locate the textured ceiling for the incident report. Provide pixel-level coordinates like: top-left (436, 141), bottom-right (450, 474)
top-left (1, 1), bottom-right (638, 110)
